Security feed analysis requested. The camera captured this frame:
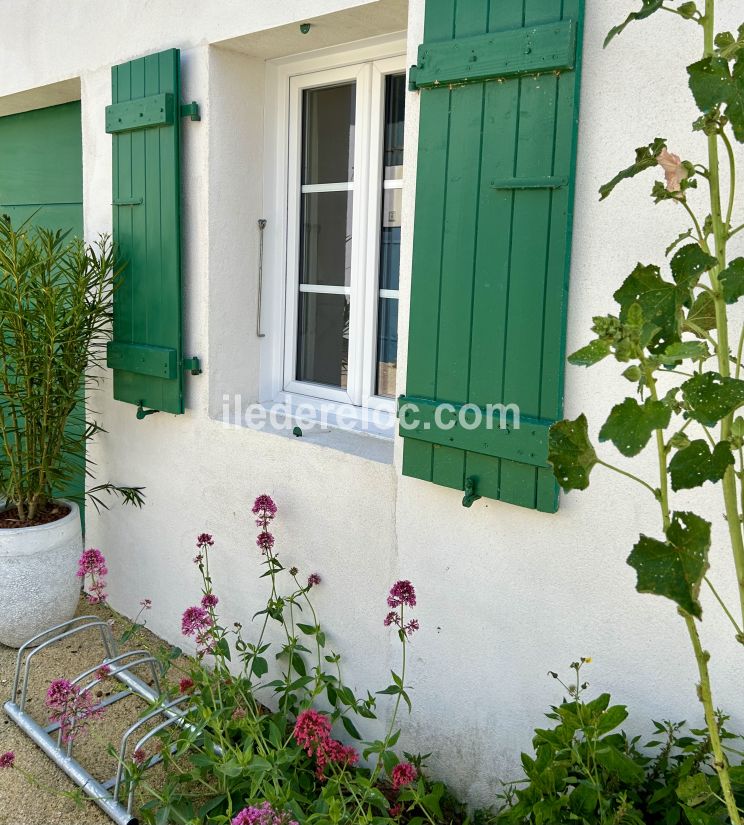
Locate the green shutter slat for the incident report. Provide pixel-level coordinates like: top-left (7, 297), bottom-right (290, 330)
top-left (108, 48), bottom-right (184, 414)
top-left (401, 0), bottom-right (584, 512)
top-left (410, 19), bottom-right (576, 89)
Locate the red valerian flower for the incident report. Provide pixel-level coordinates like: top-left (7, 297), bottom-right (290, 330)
top-left (256, 531), bottom-right (275, 554)
top-left (307, 573), bottom-right (321, 587)
top-left (387, 580), bottom-right (416, 608)
top-left (45, 679), bottom-right (103, 743)
top-left (178, 677), bottom-right (194, 694)
top-left (231, 802), bottom-right (298, 825)
top-left (132, 748), bottom-right (147, 766)
top-left (252, 494), bottom-right (277, 530)
top-left (196, 533), bottom-right (214, 547)
top-left (292, 709), bottom-right (358, 779)
top-left (201, 593), bottom-right (219, 609)
top-left (95, 664), bottom-right (112, 680)
top-left (0, 751), bottom-right (15, 769)
top-left (391, 761), bottom-right (417, 789)
top-left (181, 606), bottom-right (212, 637)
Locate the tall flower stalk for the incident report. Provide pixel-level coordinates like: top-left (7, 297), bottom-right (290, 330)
top-left (548, 2), bottom-right (744, 820)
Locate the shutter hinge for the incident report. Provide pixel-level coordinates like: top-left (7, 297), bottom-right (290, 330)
top-left (136, 402), bottom-right (159, 420)
top-left (180, 101), bottom-right (201, 121)
top-left (183, 356), bottom-right (202, 375)
top-left (462, 477), bottom-right (481, 508)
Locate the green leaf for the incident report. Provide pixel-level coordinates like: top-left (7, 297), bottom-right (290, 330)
top-left (670, 244), bottom-right (717, 289)
top-left (666, 229), bottom-right (694, 256)
top-left (568, 339), bottom-right (611, 367)
top-left (599, 397), bottom-right (671, 457)
top-left (662, 341), bottom-right (709, 363)
top-left (681, 372), bottom-right (744, 425)
top-left (604, 0), bottom-right (664, 47)
top-left (669, 440), bottom-right (734, 490)
top-left (719, 257), bottom-right (744, 303)
top-left (677, 773), bottom-right (713, 807)
top-left (688, 56), bottom-right (731, 111)
top-left (596, 704), bottom-right (629, 735)
top-left (599, 138), bottom-right (666, 199)
top-left (684, 292), bottom-right (717, 333)
top-left (688, 56), bottom-right (744, 142)
top-left (548, 415), bottom-right (598, 492)
top-left (627, 511), bottom-right (711, 618)
top-left (595, 744), bottom-right (645, 784)
top-left (614, 263), bottom-right (685, 346)
top-left (342, 716), bottom-right (362, 740)
top-left (715, 25), bottom-right (744, 60)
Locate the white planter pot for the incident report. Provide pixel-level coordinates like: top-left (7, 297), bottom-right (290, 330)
top-left (0, 500), bottom-right (83, 648)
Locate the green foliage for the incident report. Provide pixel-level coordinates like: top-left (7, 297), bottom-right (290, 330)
top-left (627, 511), bottom-right (710, 618)
top-left (0, 218), bottom-right (143, 520)
top-left (599, 139), bottom-right (666, 200)
top-left (132, 510), bottom-right (488, 825)
top-left (548, 415), bottom-right (597, 492)
top-left (549, 6), bottom-right (744, 820)
top-left (495, 663), bottom-right (744, 825)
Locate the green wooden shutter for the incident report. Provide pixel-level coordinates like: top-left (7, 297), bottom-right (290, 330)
top-left (106, 48), bottom-right (188, 415)
top-left (401, 0), bottom-right (584, 513)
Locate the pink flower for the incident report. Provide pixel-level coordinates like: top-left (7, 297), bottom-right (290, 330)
top-left (181, 606), bottom-right (212, 637)
top-left (253, 494), bottom-right (277, 530)
top-left (657, 148), bottom-right (688, 193)
top-left (45, 679), bottom-right (103, 743)
top-left (178, 678), bottom-right (194, 694)
top-left (232, 802), bottom-right (298, 825)
top-left (307, 573), bottom-right (321, 587)
top-left (293, 709), bottom-right (332, 751)
top-left (391, 761), bottom-right (417, 789)
top-left (292, 709), bottom-right (358, 779)
top-left (77, 548), bottom-right (108, 604)
top-left (193, 553), bottom-right (203, 565)
top-left (95, 665), bottom-right (112, 680)
top-left (77, 548), bottom-right (107, 577)
top-left (201, 593), bottom-right (219, 609)
top-left (196, 533), bottom-right (214, 547)
top-left (257, 531), bottom-right (275, 554)
top-left (404, 619), bottom-right (420, 637)
top-left (0, 751), bottom-right (15, 769)
top-left (132, 748), bottom-right (147, 766)
top-left (384, 611), bottom-right (399, 627)
top-left (389, 803), bottom-right (402, 818)
top-left (387, 580), bottom-right (416, 608)
top-left (140, 598), bottom-right (152, 610)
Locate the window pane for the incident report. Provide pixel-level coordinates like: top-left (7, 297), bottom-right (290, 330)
top-left (297, 292), bottom-right (349, 388)
top-left (383, 74), bottom-right (405, 180)
top-left (300, 191), bottom-right (353, 287)
top-left (376, 297), bottom-right (398, 398)
top-left (302, 83), bottom-right (356, 185)
top-left (375, 74), bottom-right (405, 397)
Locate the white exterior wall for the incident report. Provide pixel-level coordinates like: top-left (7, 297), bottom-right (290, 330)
top-left (2, 0), bottom-right (744, 807)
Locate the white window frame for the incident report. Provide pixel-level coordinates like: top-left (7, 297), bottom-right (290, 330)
top-left (261, 35), bottom-right (407, 426)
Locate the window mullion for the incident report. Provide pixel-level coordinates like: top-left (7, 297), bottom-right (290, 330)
top-left (345, 63), bottom-right (372, 408)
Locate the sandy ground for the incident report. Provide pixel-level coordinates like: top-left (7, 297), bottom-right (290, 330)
top-left (0, 597), bottom-right (188, 825)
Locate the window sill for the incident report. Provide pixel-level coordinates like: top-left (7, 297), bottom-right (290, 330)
top-left (220, 395), bottom-right (396, 465)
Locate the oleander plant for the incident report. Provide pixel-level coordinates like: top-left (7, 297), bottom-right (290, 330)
top-left (547, 1), bottom-right (744, 822)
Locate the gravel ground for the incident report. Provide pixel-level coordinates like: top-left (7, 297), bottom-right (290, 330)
top-left (0, 597), bottom-right (187, 825)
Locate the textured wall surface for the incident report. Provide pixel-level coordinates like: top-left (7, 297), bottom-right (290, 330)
top-left (2, 0), bottom-right (744, 807)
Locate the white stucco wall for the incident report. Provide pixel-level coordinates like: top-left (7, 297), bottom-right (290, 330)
top-left (2, 0), bottom-right (744, 809)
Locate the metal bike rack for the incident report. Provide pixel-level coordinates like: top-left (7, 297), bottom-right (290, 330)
top-left (3, 616), bottom-right (194, 825)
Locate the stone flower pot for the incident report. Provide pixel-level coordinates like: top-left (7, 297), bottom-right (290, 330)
top-left (0, 501), bottom-right (83, 647)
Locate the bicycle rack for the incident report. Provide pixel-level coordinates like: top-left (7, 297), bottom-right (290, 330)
top-left (3, 616), bottom-right (195, 825)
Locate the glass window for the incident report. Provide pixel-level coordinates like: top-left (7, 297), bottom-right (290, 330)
top-left (286, 64), bottom-right (405, 412)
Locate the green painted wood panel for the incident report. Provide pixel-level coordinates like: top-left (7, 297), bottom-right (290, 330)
top-left (0, 101), bottom-right (85, 512)
top-left (108, 48), bottom-right (184, 414)
top-left (401, 0), bottom-right (584, 512)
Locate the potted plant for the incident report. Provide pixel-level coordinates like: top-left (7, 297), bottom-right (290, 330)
top-left (0, 217), bottom-right (142, 647)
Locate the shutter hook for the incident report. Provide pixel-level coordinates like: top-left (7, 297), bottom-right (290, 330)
top-left (136, 402), bottom-right (159, 420)
top-left (462, 476), bottom-right (481, 508)
top-left (257, 219), bottom-right (267, 338)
